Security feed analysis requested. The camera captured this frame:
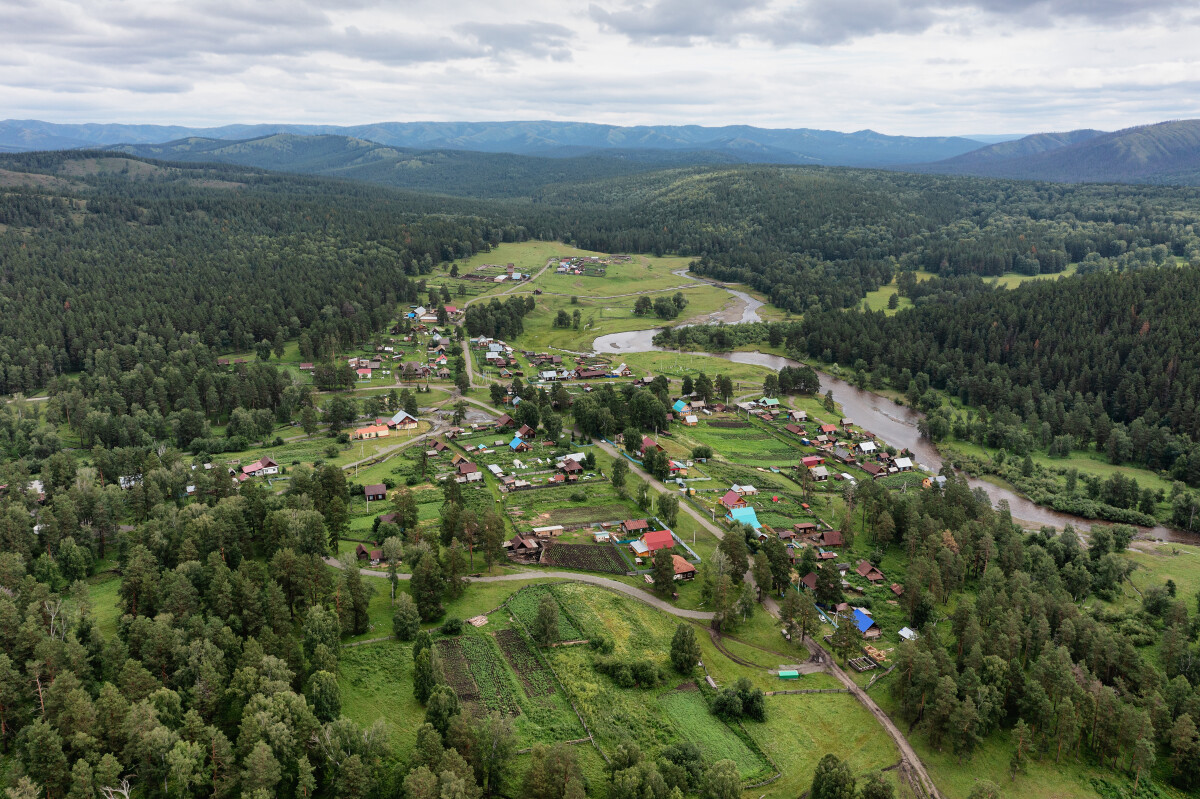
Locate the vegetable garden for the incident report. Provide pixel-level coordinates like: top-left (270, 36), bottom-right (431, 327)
top-left (496, 629), bottom-right (557, 697)
top-left (541, 542), bottom-right (628, 574)
top-left (507, 585), bottom-right (584, 641)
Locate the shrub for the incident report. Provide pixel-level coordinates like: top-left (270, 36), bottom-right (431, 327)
top-left (570, 490), bottom-right (587, 502)
top-left (440, 617), bottom-right (463, 636)
top-left (589, 634), bottom-right (615, 654)
top-left (594, 655), bottom-right (665, 688)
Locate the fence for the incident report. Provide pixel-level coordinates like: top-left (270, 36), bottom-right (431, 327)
top-left (764, 688), bottom-right (850, 696)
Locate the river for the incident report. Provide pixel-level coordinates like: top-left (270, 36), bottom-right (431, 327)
top-left (593, 283), bottom-right (1188, 544)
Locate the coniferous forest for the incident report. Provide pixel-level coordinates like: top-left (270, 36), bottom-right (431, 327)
top-left (3, 149), bottom-right (1200, 799)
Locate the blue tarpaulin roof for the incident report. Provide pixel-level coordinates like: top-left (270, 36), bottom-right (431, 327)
top-left (853, 609), bottom-right (877, 634)
top-left (728, 506), bottom-right (761, 530)
top-left (509, 437), bottom-right (523, 450)
top-left (672, 400), bottom-right (687, 413)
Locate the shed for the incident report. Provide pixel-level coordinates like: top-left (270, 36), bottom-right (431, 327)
top-left (778, 670), bottom-right (799, 680)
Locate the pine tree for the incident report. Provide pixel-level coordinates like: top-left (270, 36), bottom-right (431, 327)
top-left (669, 624), bottom-right (701, 674)
top-left (531, 593), bottom-right (559, 646)
top-left (393, 593), bottom-right (420, 641)
top-left (652, 548), bottom-right (675, 595)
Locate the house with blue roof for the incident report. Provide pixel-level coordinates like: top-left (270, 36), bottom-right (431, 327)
top-left (672, 399), bottom-right (688, 414)
top-left (727, 505), bottom-right (761, 531)
top-left (852, 608), bottom-right (881, 640)
top-left (509, 436), bottom-right (532, 452)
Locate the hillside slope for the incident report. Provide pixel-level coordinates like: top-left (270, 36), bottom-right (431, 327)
top-left (1, 118), bottom-right (989, 166)
top-left (108, 134), bottom-right (747, 198)
top-left (916, 120), bottom-right (1200, 184)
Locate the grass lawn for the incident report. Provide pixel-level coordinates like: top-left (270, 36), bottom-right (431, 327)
top-left (984, 263), bottom-right (1079, 289)
top-left (942, 438), bottom-right (1176, 500)
top-left (87, 573), bottom-right (122, 639)
top-left (535, 254), bottom-right (697, 298)
top-left (658, 688), bottom-right (771, 779)
top-left (339, 640), bottom-right (427, 756)
top-left (748, 693), bottom-right (902, 799)
top-left (860, 279), bottom-right (912, 315)
top-left (1126, 542), bottom-right (1200, 601)
top-left (515, 285), bottom-right (734, 353)
top-left (619, 351), bottom-right (774, 389)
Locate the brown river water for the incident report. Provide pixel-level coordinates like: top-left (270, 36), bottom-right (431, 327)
top-left (592, 284), bottom-right (1190, 544)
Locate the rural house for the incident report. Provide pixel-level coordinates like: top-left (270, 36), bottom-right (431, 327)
top-left (353, 423), bottom-right (390, 440)
top-left (455, 462), bottom-right (483, 483)
top-left (364, 484), bottom-right (387, 502)
top-left (621, 519), bottom-right (650, 536)
top-left (719, 490), bottom-right (747, 510)
top-left (630, 529), bottom-right (674, 556)
top-left (852, 609), bottom-right (881, 640)
top-left (672, 555), bottom-right (697, 581)
top-left (856, 560), bottom-right (884, 583)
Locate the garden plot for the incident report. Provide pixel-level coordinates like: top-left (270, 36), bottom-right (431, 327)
top-left (495, 629), bottom-right (557, 696)
top-left (510, 482), bottom-right (640, 529)
top-left (676, 421), bottom-right (803, 464)
top-left (507, 585), bottom-right (584, 641)
top-left (457, 634), bottom-right (523, 716)
top-left (435, 637), bottom-right (482, 704)
top-left (541, 542), bottom-right (628, 574)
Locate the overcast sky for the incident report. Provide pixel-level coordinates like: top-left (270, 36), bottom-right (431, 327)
top-left (3, 0), bottom-right (1199, 135)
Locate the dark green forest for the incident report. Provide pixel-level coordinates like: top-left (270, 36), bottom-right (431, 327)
top-left (4, 148), bottom-right (1200, 799)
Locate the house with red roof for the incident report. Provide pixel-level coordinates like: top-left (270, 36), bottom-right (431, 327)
top-left (640, 436), bottom-right (664, 456)
top-left (630, 528), bottom-right (674, 557)
top-left (621, 519), bottom-right (649, 536)
top-left (719, 490), bottom-right (747, 510)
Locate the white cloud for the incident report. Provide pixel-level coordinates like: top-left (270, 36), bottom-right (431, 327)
top-left (0, 0), bottom-right (1198, 134)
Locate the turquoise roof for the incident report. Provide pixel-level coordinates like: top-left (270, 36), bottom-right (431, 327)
top-left (672, 400), bottom-right (687, 413)
top-left (728, 506), bottom-right (761, 530)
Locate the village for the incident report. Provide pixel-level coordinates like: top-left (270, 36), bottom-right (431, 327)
top-left (200, 248), bottom-right (944, 684)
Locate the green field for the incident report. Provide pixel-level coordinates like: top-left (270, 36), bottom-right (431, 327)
top-left (535, 253), bottom-right (697, 297)
top-left (748, 693), bottom-right (902, 799)
top-left (87, 574), bottom-right (122, 639)
top-left (658, 689), bottom-right (771, 779)
top-left (985, 262), bottom-right (1079, 289)
top-left (507, 585), bottom-right (584, 641)
top-left (515, 284), bottom-right (735, 353)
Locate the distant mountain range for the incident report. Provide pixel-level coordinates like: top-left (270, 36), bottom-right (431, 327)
top-left (1, 118), bottom-right (990, 167)
top-left (915, 120), bottom-right (1200, 184)
top-left (106, 134), bottom-right (754, 198)
top-left (8, 117), bottom-right (1200, 187)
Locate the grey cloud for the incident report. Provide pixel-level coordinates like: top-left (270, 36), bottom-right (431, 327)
top-left (0, 0), bottom-right (557, 74)
top-left (590, 0), bottom-right (1194, 46)
top-left (454, 22), bottom-right (577, 61)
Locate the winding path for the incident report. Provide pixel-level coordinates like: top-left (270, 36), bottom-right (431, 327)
top-left (323, 557), bottom-right (715, 620)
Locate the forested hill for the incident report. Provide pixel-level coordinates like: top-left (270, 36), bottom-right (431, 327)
top-left (1, 117), bottom-right (990, 165)
top-left (916, 120), bottom-right (1200, 184)
top-left (665, 264), bottom-right (1200, 495)
top-left (522, 166), bottom-right (1200, 313)
top-left (107, 134), bottom-right (744, 198)
top-left (0, 150), bottom-right (528, 396)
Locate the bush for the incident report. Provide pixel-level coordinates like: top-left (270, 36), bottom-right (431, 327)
top-left (712, 677), bottom-right (766, 722)
top-left (589, 634), bottom-right (615, 654)
top-left (594, 655), bottom-right (665, 688)
top-left (570, 490), bottom-right (587, 502)
top-left (440, 617), bottom-right (463, 636)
